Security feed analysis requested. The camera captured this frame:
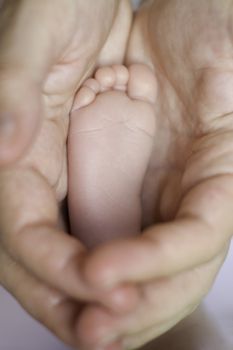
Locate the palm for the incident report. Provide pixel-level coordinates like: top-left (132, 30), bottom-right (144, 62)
top-left (21, 0), bottom-right (130, 201)
top-left (23, 28), bottom-right (106, 200)
top-left (75, 4), bottom-right (233, 348)
top-left (142, 0), bottom-right (233, 226)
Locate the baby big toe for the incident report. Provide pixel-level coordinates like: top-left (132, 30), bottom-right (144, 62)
top-left (128, 64), bottom-right (158, 104)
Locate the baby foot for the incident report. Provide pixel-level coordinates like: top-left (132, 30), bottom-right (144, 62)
top-left (68, 64), bottom-right (157, 248)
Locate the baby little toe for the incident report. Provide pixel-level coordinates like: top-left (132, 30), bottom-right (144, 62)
top-left (72, 86), bottom-right (96, 112)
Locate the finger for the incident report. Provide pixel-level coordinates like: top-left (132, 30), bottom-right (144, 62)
top-left (76, 292), bottom-right (195, 350)
top-left (122, 247), bottom-right (227, 350)
top-left (0, 248), bottom-right (82, 348)
top-left (78, 250), bottom-right (226, 350)
top-left (0, 0), bottom-right (73, 163)
top-left (0, 74), bottom-right (42, 164)
top-left (16, 224), bottom-right (140, 313)
top-left (120, 313), bottom-right (191, 350)
top-left (0, 167), bottom-right (139, 311)
top-left (2, 224), bottom-right (140, 316)
top-left (0, 167), bottom-right (86, 299)
top-left (0, 0), bottom-right (119, 164)
top-left (83, 175), bottom-right (233, 288)
top-left (6, 223), bottom-right (140, 312)
top-left (0, 0), bottom-right (59, 163)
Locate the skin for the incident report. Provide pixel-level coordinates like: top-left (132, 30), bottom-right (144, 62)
top-left (0, 0), bottom-right (131, 164)
top-left (75, 1), bottom-right (233, 349)
top-left (68, 64), bottom-right (157, 248)
top-left (0, 0), bottom-right (233, 349)
top-left (0, 0), bottom-right (137, 348)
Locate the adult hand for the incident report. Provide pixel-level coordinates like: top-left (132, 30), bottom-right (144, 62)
top-left (0, 0), bottom-right (129, 164)
top-left (0, 0), bottom-right (137, 348)
top-left (77, 1), bottom-right (233, 349)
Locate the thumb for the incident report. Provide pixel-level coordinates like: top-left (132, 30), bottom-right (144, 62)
top-left (0, 0), bottom-right (61, 164)
top-left (0, 72), bottom-right (41, 165)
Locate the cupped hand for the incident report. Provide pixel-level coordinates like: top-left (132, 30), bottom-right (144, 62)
top-left (0, 0), bottom-right (137, 347)
top-left (0, 0), bottom-right (126, 164)
top-left (77, 1), bottom-right (233, 348)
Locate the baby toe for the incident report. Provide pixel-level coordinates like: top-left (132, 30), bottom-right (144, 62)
top-left (112, 65), bottom-right (129, 91)
top-left (83, 78), bottom-right (100, 94)
top-left (72, 86), bottom-right (96, 112)
top-left (95, 67), bottom-right (116, 92)
top-left (128, 64), bottom-right (158, 104)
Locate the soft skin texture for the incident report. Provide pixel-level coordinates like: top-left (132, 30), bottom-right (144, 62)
top-left (1, 1), bottom-right (233, 350)
top-left (74, 1), bottom-right (233, 349)
top-left (0, 0), bottom-right (138, 348)
top-left (68, 64), bottom-right (157, 248)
